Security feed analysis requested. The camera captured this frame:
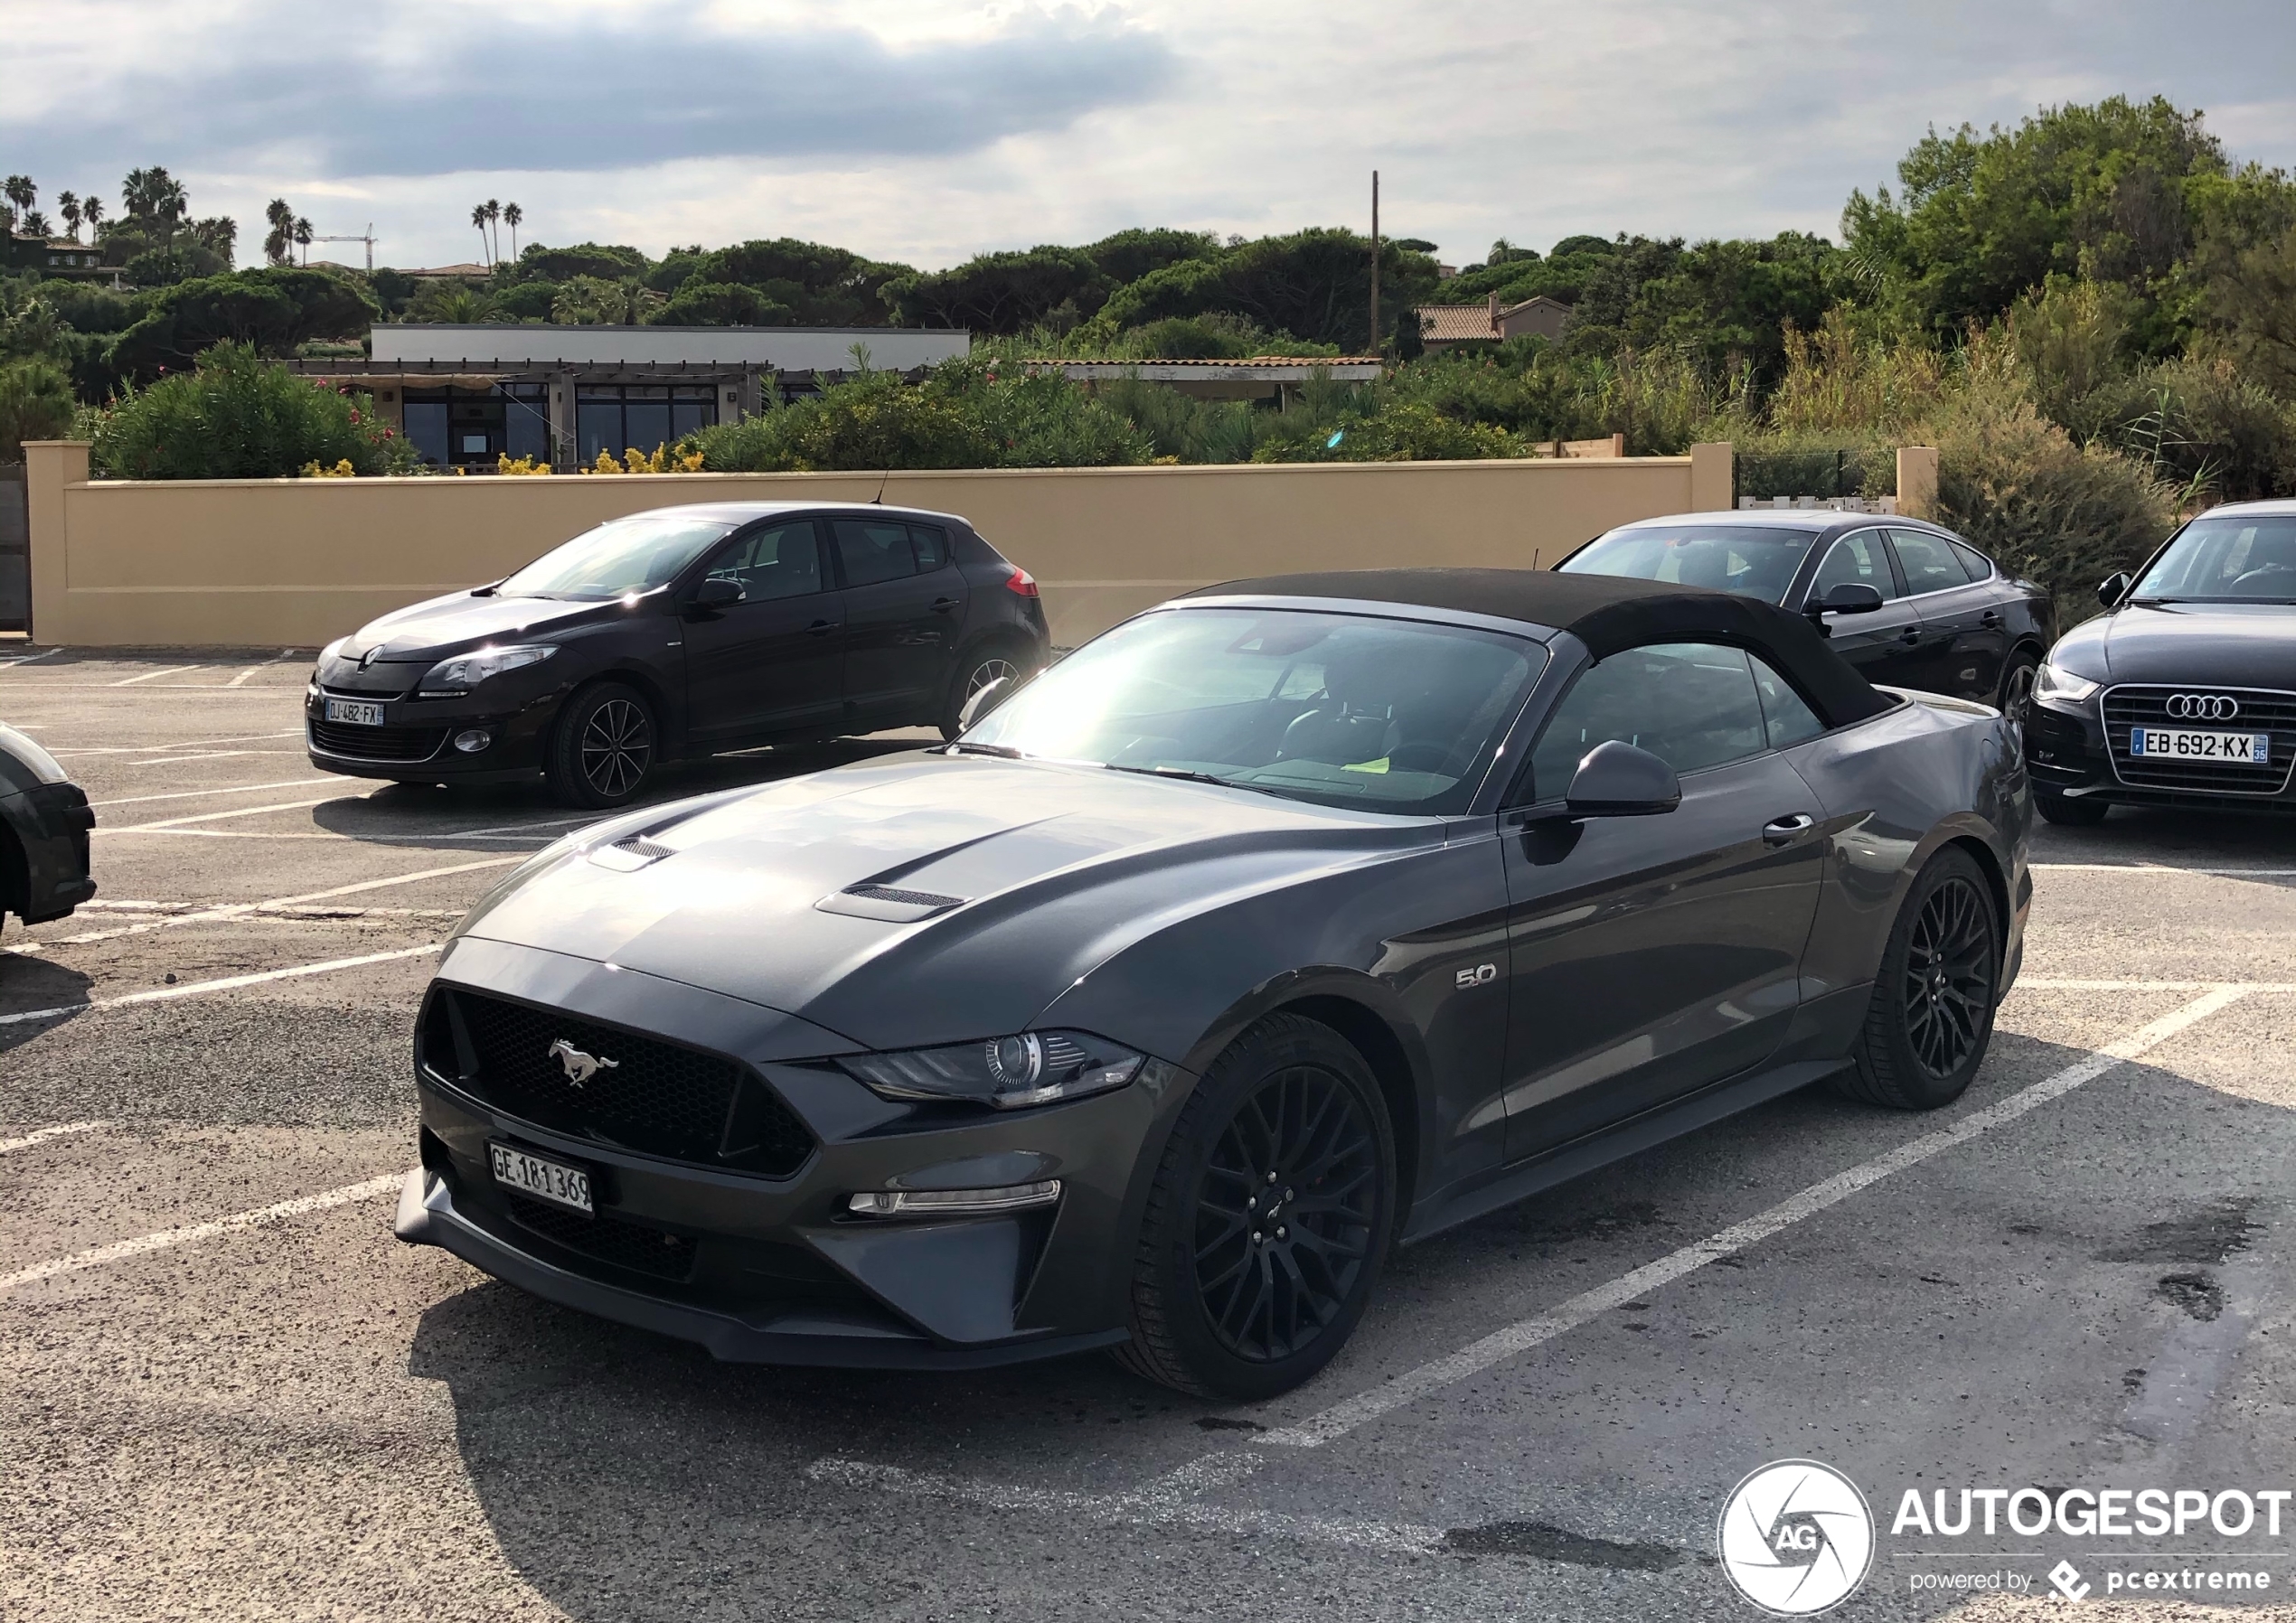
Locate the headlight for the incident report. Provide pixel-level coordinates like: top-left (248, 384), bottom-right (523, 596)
top-left (841, 1030), bottom-right (1143, 1111)
top-left (418, 643), bottom-right (556, 698)
top-left (2034, 662), bottom-right (2099, 703)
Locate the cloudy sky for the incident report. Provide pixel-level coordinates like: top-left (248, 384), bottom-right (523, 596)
top-left (5, 0), bottom-right (2294, 273)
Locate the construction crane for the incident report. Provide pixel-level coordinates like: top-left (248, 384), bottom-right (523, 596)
top-left (305, 226), bottom-right (378, 272)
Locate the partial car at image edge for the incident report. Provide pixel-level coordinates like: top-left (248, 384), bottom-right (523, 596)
top-left (306, 501), bottom-right (1050, 807)
top-left (393, 568), bottom-right (2029, 1399)
top-left (2024, 497), bottom-right (2296, 824)
top-left (0, 719), bottom-right (94, 927)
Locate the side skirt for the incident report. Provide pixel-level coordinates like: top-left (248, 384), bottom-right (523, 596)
top-left (1397, 1055), bottom-right (1854, 1246)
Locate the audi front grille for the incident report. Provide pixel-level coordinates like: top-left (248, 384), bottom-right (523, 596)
top-left (2103, 685), bottom-right (2296, 796)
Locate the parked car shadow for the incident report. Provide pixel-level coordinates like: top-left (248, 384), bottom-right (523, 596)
top-left (0, 951), bottom-right (94, 1056)
top-left (306, 735), bottom-right (939, 847)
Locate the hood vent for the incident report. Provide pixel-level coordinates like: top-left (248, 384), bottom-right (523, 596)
top-left (588, 834), bottom-right (676, 872)
top-left (815, 882), bottom-right (969, 924)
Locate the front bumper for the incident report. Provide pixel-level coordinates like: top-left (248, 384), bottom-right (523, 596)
top-left (306, 686), bottom-right (557, 783)
top-left (0, 782), bottom-right (96, 924)
top-left (395, 936), bottom-right (1184, 1367)
top-left (2026, 694), bottom-right (2296, 812)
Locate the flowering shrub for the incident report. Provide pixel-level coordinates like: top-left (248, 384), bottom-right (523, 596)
top-left (496, 454), bottom-right (552, 475)
top-left (89, 342), bottom-right (419, 479)
top-left (580, 445), bottom-right (705, 474)
top-left (299, 458), bottom-right (356, 478)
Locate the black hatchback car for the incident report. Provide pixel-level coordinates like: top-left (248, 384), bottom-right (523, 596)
top-left (308, 502), bottom-right (1050, 806)
top-left (2025, 499), bottom-right (2296, 824)
top-left (1558, 511), bottom-right (2057, 717)
top-left (0, 719), bottom-right (95, 926)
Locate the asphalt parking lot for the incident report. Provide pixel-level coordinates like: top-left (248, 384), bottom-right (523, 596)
top-left (5, 648), bottom-right (2295, 1622)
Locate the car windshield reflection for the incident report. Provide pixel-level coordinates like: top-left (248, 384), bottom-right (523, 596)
top-left (2134, 515), bottom-right (2296, 604)
top-left (497, 514), bottom-right (737, 601)
top-left (1558, 525), bottom-right (1816, 605)
top-left (961, 607), bottom-right (1542, 814)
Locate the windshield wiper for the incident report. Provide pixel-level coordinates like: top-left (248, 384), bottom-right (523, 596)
top-left (946, 741), bottom-right (1025, 758)
top-left (1105, 763), bottom-right (1233, 787)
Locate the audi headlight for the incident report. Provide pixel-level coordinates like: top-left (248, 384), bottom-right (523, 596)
top-left (418, 643), bottom-right (556, 698)
top-left (841, 1030), bottom-right (1143, 1111)
top-left (2034, 662), bottom-right (2099, 703)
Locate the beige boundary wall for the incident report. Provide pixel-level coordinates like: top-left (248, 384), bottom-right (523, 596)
top-left (23, 440), bottom-right (1733, 649)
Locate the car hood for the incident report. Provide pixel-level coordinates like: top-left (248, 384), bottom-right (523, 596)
top-left (454, 753), bottom-right (1444, 1053)
top-left (2056, 602), bottom-right (2296, 686)
top-left (334, 592), bottom-right (621, 666)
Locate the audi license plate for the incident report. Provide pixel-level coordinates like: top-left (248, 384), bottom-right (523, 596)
top-left (323, 698), bottom-right (385, 727)
top-left (488, 1141), bottom-right (593, 1215)
top-left (2129, 727), bottom-right (2268, 764)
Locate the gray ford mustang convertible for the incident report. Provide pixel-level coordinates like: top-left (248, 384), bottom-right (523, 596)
top-left (396, 570), bottom-right (2030, 1397)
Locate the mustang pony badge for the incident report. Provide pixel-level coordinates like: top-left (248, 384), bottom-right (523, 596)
top-left (549, 1038), bottom-right (619, 1087)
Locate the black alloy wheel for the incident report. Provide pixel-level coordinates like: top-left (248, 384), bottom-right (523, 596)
top-left (1115, 1015), bottom-right (1396, 1398)
top-left (941, 643), bottom-right (1035, 739)
top-left (1997, 650), bottom-right (2040, 723)
top-left (1834, 846), bottom-right (2001, 1111)
top-left (548, 681), bottom-right (656, 809)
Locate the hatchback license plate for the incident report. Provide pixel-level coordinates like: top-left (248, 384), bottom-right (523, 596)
top-left (2130, 727), bottom-right (2268, 764)
top-left (324, 698), bottom-right (386, 727)
top-left (488, 1141), bottom-right (593, 1214)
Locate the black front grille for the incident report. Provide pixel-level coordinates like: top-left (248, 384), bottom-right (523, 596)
top-left (320, 680), bottom-right (412, 700)
top-left (503, 1192), bottom-right (698, 1281)
top-left (426, 990), bottom-right (814, 1176)
top-left (2103, 686), bottom-right (2296, 796)
top-left (309, 719), bottom-right (446, 762)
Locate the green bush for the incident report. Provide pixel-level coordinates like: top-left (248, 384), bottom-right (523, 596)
top-left (0, 359), bottom-right (76, 462)
top-left (88, 342), bottom-right (417, 479)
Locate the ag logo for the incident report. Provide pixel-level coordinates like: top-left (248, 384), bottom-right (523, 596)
top-left (1717, 1459), bottom-right (1875, 1615)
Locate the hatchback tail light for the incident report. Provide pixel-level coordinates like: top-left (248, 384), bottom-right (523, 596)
top-left (1002, 567), bottom-right (1040, 598)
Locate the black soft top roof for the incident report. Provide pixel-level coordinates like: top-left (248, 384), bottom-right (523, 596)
top-left (1188, 568), bottom-right (1895, 727)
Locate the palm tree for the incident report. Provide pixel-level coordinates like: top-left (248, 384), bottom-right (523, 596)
top-left (294, 217), bottom-right (313, 266)
top-left (264, 199), bottom-right (295, 265)
top-left (58, 192), bottom-right (80, 241)
top-left (21, 211), bottom-right (50, 240)
top-left (503, 202), bottom-right (522, 262)
top-left (471, 202), bottom-right (491, 265)
top-left (80, 193), bottom-right (104, 239)
top-left (2, 176), bottom-right (33, 225)
top-left (484, 199), bottom-right (502, 264)
top-left (122, 166), bottom-right (187, 243)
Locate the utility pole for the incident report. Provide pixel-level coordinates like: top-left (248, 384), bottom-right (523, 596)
top-left (1369, 170), bottom-right (1380, 356)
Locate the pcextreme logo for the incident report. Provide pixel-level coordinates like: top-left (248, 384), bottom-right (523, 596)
top-left (1717, 1459), bottom-right (1877, 1615)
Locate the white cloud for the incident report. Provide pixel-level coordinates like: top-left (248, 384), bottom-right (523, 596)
top-left (3, 0), bottom-right (2291, 271)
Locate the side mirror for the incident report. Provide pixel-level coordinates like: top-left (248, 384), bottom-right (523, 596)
top-left (1806, 581), bottom-right (1885, 620)
top-left (956, 675), bottom-right (1014, 732)
top-left (2097, 572), bottom-right (2131, 609)
top-left (692, 577), bottom-right (745, 609)
top-left (1564, 740), bottom-right (1681, 818)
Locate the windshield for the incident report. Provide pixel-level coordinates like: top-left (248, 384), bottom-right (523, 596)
top-left (2133, 515), bottom-right (2296, 603)
top-left (497, 512), bottom-right (736, 600)
top-left (1559, 525), bottom-right (1816, 605)
top-left (962, 607), bottom-right (1543, 814)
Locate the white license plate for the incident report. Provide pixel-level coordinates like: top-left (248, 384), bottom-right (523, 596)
top-left (323, 698), bottom-right (386, 727)
top-left (2130, 727), bottom-right (2268, 764)
top-left (488, 1141), bottom-right (593, 1215)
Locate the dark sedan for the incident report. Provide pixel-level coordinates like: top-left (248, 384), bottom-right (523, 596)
top-left (308, 502), bottom-right (1051, 807)
top-left (395, 569), bottom-right (2028, 1399)
top-left (0, 720), bottom-right (94, 926)
top-left (2025, 499), bottom-right (2296, 824)
top-left (1557, 510), bottom-right (2057, 716)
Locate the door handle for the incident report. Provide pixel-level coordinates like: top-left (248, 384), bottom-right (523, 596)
top-left (1762, 813), bottom-right (1815, 845)
top-left (805, 619), bottom-right (837, 637)
top-left (1980, 609), bottom-right (2003, 627)
top-left (1898, 625), bottom-right (1922, 643)
top-left (930, 596), bottom-right (960, 614)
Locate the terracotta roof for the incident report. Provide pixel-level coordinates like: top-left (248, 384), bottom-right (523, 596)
top-left (1415, 305), bottom-right (1499, 342)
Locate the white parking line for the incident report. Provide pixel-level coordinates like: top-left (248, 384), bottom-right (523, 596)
top-left (16, 857), bottom-right (519, 949)
top-left (88, 777), bottom-right (337, 810)
top-left (50, 729), bottom-right (304, 755)
top-left (0, 647), bottom-right (63, 667)
top-left (227, 651), bottom-right (297, 688)
top-left (95, 795), bottom-right (346, 833)
top-left (2034, 863), bottom-right (2296, 877)
top-left (0, 943), bottom-right (442, 1028)
top-left (1254, 985), bottom-right (2249, 1448)
top-left (0, 1122), bottom-right (104, 1155)
top-left (805, 1456), bottom-right (1454, 1559)
top-left (109, 665), bottom-right (201, 687)
top-left (2020, 977), bottom-right (2296, 993)
top-left (0, 1174), bottom-right (402, 1298)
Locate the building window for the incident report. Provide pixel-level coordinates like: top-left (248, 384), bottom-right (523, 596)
top-left (577, 385), bottom-right (718, 462)
top-left (402, 383), bottom-right (550, 471)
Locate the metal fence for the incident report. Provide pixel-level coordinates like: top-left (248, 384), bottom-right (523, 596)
top-left (1734, 446), bottom-right (1896, 504)
top-left (0, 467), bottom-right (27, 634)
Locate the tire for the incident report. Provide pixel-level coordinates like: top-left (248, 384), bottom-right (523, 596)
top-left (546, 680), bottom-right (657, 809)
top-left (1832, 847), bottom-right (2002, 1111)
top-left (1112, 1014), bottom-right (1397, 1399)
top-left (2036, 789), bottom-right (2110, 827)
top-left (1997, 648), bottom-right (2040, 723)
top-left (940, 640), bottom-right (1039, 741)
